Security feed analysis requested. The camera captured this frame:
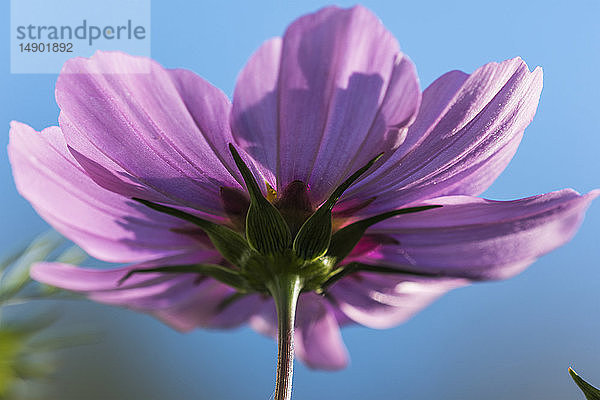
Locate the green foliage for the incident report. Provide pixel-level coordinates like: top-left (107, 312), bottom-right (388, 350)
top-left (0, 330), bottom-right (22, 397)
top-left (0, 231), bottom-right (62, 302)
top-left (0, 232), bottom-right (89, 399)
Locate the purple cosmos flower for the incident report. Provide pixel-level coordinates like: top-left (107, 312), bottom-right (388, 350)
top-left (8, 5), bottom-right (597, 399)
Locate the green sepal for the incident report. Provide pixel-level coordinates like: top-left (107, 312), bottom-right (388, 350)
top-left (570, 368), bottom-right (600, 400)
top-left (290, 205), bottom-right (331, 261)
top-left (293, 153), bottom-right (383, 260)
top-left (320, 261), bottom-right (442, 292)
top-left (327, 205), bottom-right (442, 262)
top-left (133, 198), bottom-right (253, 267)
top-left (118, 264), bottom-right (249, 292)
top-left (229, 144), bottom-right (291, 255)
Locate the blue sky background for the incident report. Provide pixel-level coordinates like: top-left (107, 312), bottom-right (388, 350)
top-left (1, 1), bottom-right (599, 399)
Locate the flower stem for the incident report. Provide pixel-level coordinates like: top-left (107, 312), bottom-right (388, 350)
top-left (267, 273), bottom-right (302, 400)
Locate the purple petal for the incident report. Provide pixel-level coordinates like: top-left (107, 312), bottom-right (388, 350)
top-left (151, 282), bottom-right (264, 332)
top-left (343, 57), bottom-right (543, 213)
top-left (358, 189), bottom-right (599, 280)
top-left (8, 122), bottom-right (202, 263)
top-left (249, 298), bottom-right (278, 338)
top-left (204, 293), bottom-right (265, 329)
top-left (30, 251), bottom-right (219, 292)
top-left (329, 273), bottom-right (466, 329)
top-left (295, 293), bottom-right (349, 370)
top-left (56, 51), bottom-right (242, 216)
top-left (231, 6), bottom-right (420, 204)
top-left (230, 38), bottom-right (281, 187)
top-left (30, 252), bottom-right (259, 332)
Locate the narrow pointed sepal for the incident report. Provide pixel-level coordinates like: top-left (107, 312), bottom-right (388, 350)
top-left (292, 206), bottom-right (332, 261)
top-left (229, 144), bottom-right (292, 255)
top-left (569, 368), bottom-right (600, 400)
top-left (327, 205), bottom-right (442, 262)
top-left (320, 261), bottom-right (443, 291)
top-left (322, 153), bottom-right (383, 211)
top-left (118, 264), bottom-right (250, 292)
top-left (132, 198), bottom-right (253, 267)
top-left (293, 154), bottom-right (383, 261)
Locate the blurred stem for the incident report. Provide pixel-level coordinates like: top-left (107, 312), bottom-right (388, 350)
top-left (266, 274), bottom-right (302, 400)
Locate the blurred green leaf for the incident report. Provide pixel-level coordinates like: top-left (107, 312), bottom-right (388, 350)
top-left (2, 312), bottom-right (60, 337)
top-left (0, 231), bottom-right (94, 399)
top-left (28, 331), bottom-right (101, 352)
top-left (0, 232), bottom-right (63, 302)
top-left (13, 357), bottom-right (55, 380)
top-left (570, 368), bottom-right (600, 400)
top-left (0, 330), bottom-right (23, 396)
top-left (0, 246), bottom-right (27, 273)
top-left (55, 245), bottom-right (87, 265)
